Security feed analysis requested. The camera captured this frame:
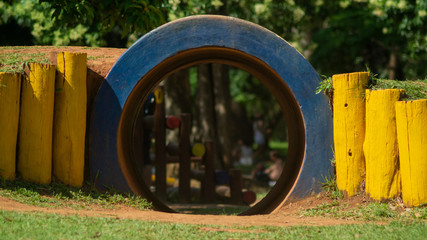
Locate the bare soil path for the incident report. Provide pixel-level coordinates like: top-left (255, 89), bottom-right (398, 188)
top-left (0, 195), bottom-right (372, 227)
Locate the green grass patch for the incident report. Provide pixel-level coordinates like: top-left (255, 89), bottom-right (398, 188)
top-left (320, 173), bottom-right (343, 200)
top-left (269, 141), bottom-right (288, 150)
top-left (316, 71), bottom-right (427, 101)
top-left (0, 210), bottom-right (426, 239)
top-left (0, 179), bottom-right (152, 210)
top-left (269, 141), bottom-right (289, 157)
top-left (369, 78), bottom-right (427, 100)
top-left (87, 55), bottom-right (100, 60)
top-left (300, 201), bottom-right (427, 222)
top-left (0, 46), bottom-right (45, 50)
top-left (82, 47), bottom-right (100, 50)
top-left (0, 52), bottom-right (51, 73)
top-left (87, 55), bottom-right (113, 61)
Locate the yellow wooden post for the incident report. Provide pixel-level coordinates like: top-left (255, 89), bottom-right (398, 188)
top-left (332, 72), bottom-right (368, 196)
top-left (395, 99), bottom-right (427, 206)
top-left (0, 73), bottom-right (21, 180)
top-left (363, 89), bottom-right (404, 200)
top-left (53, 52), bottom-right (87, 187)
top-left (18, 63), bottom-right (56, 184)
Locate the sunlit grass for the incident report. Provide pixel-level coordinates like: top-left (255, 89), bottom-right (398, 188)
top-left (0, 210), bottom-right (426, 239)
top-left (0, 178), bottom-right (152, 210)
top-left (370, 78), bottom-right (427, 100)
top-left (0, 52), bottom-right (50, 73)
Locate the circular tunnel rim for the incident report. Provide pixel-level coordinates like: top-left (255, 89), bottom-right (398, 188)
top-left (117, 46), bottom-right (306, 215)
top-left (90, 15), bottom-right (334, 216)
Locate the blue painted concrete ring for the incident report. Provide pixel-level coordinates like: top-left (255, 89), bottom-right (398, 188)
top-left (90, 15), bottom-right (333, 215)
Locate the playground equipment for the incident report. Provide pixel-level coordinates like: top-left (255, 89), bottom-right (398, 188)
top-left (90, 15), bottom-right (334, 215)
top-left (2, 17), bottom-right (424, 212)
top-left (127, 85), bottom-right (250, 205)
top-left (140, 87), bottom-right (218, 203)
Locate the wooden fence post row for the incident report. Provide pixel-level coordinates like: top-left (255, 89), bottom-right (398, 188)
top-left (333, 72), bottom-right (426, 206)
top-left (0, 52), bottom-right (87, 187)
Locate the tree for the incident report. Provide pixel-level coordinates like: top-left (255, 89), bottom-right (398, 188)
top-left (42, 0), bottom-right (167, 47)
top-left (0, 0), bottom-right (167, 47)
top-left (0, 0), bottom-right (91, 46)
top-left (309, 0), bottom-right (427, 80)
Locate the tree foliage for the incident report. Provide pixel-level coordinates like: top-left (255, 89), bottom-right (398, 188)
top-left (310, 0), bottom-right (427, 80)
top-left (2, 0), bottom-right (426, 78)
top-left (0, 0), bottom-right (167, 46)
top-left (0, 0), bottom-right (92, 45)
top-left (42, 0), bottom-right (167, 38)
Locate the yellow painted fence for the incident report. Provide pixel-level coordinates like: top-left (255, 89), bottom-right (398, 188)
top-left (0, 52), bottom-right (86, 187)
top-left (1, 60), bottom-right (426, 207)
top-left (0, 73), bottom-right (21, 180)
top-left (333, 72), bottom-right (427, 206)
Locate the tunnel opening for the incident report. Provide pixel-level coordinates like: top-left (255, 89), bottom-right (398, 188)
top-left (116, 47), bottom-right (306, 215)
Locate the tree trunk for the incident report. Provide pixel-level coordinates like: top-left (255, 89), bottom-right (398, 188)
top-left (230, 101), bottom-right (253, 146)
top-left (164, 68), bottom-right (192, 143)
top-left (212, 63), bottom-right (234, 169)
top-left (194, 64), bottom-right (217, 143)
top-left (388, 51), bottom-right (404, 80)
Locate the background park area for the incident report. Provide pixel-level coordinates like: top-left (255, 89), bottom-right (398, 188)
top-left (1, 0), bottom-right (427, 239)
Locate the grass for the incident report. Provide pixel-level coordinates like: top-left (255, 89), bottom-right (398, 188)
top-left (316, 72), bottom-right (427, 101)
top-left (0, 210), bottom-right (426, 239)
top-left (0, 46), bottom-right (45, 50)
top-left (86, 55), bottom-right (113, 60)
top-left (0, 178), bottom-right (152, 210)
top-left (312, 168), bottom-right (426, 222)
top-left (0, 178), bottom-right (426, 239)
top-left (0, 47), bottom-right (107, 73)
top-left (320, 173), bottom-right (343, 200)
top-left (0, 52), bottom-right (51, 73)
top-left (369, 78), bottom-right (427, 100)
top-left (269, 141), bottom-right (289, 152)
top-left (300, 200), bottom-right (427, 222)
